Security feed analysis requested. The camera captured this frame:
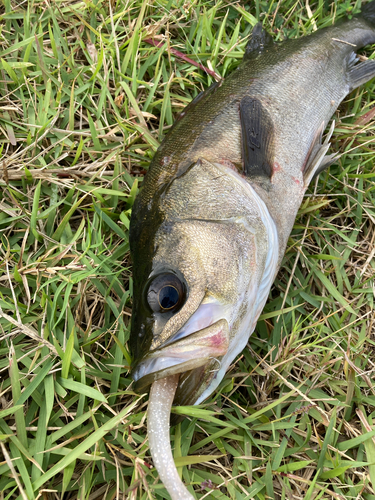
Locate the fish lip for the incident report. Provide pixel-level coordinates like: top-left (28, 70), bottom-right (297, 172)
top-left (132, 318), bottom-right (230, 392)
top-left (158, 301), bottom-right (232, 349)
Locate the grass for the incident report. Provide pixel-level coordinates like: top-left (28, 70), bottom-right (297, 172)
top-left (0, 0), bottom-right (374, 499)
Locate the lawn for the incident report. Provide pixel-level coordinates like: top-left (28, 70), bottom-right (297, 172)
top-left (0, 0), bottom-right (374, 499)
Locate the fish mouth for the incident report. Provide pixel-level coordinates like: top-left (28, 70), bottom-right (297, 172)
top-left (132, 318), bottom-right (230, 400)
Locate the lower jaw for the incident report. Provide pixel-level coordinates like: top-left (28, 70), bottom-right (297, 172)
top-left (133, 355), bottom-right (213, 393)
top-left (176, 359), bottom-right (218, 403)
top-left (133, 356), bottom-right (221, 427)
top-left (134, 356), bottom-right (219, 403)
top-left (133, 318), bottom-right (229, 398)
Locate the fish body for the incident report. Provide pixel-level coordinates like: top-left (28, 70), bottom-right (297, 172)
top-left (129, 4), bottom-right (375, 409)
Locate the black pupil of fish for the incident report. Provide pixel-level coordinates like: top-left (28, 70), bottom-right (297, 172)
top-left (158, 285), bottom-right (179, 310)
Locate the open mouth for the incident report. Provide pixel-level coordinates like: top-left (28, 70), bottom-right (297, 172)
top-left (132, 318), bottom-right (230, 402)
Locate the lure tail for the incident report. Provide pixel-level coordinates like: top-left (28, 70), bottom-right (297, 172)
top-left (148, 375), bottom-right (194, 500)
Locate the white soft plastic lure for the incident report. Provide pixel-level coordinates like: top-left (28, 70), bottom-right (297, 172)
top-left (148, 375), bottom-right (194, 500)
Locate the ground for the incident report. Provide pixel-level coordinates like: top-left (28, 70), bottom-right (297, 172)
top-left (0, 1), bottom-right (374, 499)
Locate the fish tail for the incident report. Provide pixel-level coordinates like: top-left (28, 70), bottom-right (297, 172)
top-left (344, 0), bottom-right (375, 91)
top-left (361, 0), bottom-right (375, 24)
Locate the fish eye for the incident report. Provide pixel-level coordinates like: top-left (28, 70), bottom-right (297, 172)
top-left (158, 285), bottom-right (179, 310)
top-left (147, 274), bottom-right (185, 313)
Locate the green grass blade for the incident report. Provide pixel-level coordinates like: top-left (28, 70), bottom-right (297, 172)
top-left (32, 397), bottom-right (142, 490)
top-left (9, 345), bottom-right (27, 448)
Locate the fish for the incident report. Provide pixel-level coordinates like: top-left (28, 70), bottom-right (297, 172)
top-left (129, 2), bottom-right (375, 498)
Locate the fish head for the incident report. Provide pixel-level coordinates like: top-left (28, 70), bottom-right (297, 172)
top-left (130, 158), bottom-right (278, 406)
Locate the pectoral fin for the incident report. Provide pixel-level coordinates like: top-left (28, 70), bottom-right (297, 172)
top-left (240, 95), bottom-right (274, 179)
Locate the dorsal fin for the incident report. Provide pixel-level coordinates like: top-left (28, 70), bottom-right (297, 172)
top-left (240, 95), bottom-right (274, 179)
top-left (244, 23), bottom-right (274, 61)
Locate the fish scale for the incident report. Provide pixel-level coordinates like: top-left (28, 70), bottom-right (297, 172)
top-left (129, 3), bottom-right (375, 498)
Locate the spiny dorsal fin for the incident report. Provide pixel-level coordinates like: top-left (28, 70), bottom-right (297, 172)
top-left (244, 23), bottom-right (274, 61)
top-left (240, 95), bottom-right (274, 179)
